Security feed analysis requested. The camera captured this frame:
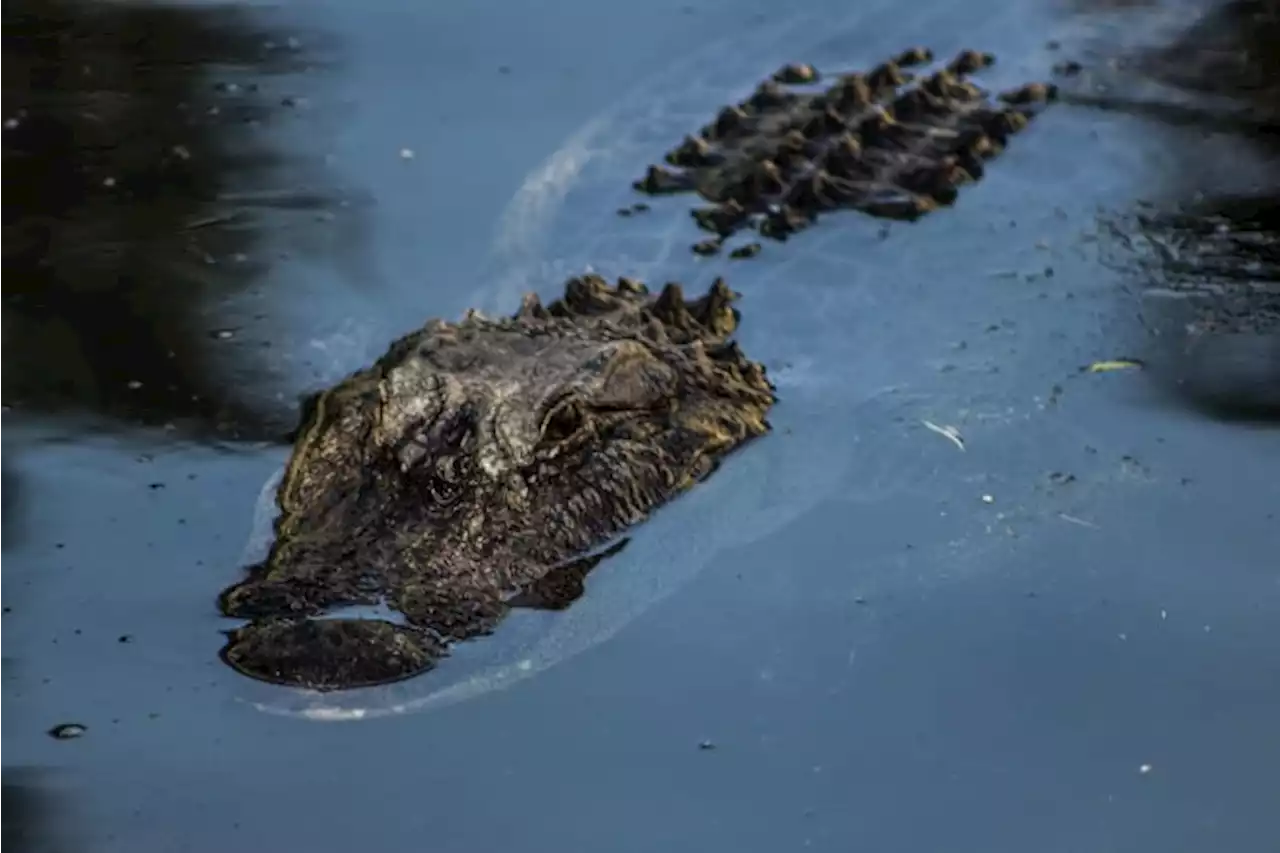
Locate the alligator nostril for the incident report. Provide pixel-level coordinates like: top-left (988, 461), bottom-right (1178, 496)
top-left (220, 618), bottom-right (443, 691)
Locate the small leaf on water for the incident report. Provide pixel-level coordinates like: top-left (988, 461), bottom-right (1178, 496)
top-left (1086, 359), bottom-right (1144, 373)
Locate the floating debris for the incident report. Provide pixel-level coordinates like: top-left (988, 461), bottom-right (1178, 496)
top-left (182, 212), bottom-right (240, 231)
top-left (48, 723), bottom-right (87, 740)
top-left (921, 419), bottom-right (965, 450)
top-left (1086, 358), bottom-right (1145, 373)
top-left (615, 202), bottom-right (651, 217)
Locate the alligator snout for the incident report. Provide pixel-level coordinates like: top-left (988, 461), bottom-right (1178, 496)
top-left (220, 617), bottom-right (443, 691)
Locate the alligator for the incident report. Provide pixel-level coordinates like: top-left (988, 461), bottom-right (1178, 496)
top-left (218, 274), bottom-right (776, 690)
top-left (218, 47), bottom-right (1055, 694)
top-left (630, 48), bottom-right (1057, 254)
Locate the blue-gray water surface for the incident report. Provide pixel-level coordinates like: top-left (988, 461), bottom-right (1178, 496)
top-left (4, 0), bottom-right (1279, 850)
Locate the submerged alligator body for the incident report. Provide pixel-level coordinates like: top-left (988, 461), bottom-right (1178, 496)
top-left (631, 48), bottom-right (1057, 254)
top-left (219, 275), bottom-right (776, 690)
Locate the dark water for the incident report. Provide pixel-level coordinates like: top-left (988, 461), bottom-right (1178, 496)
top-left (3, 0), bottom-right (1278, 850)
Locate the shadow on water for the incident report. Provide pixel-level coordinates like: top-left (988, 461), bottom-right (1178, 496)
top-left (2, 0), bottom-right (359, 444)
top-left (2, 769), bottom-right (80, 853)
top-left (3, 5), bottom-right (363, 849)
top-left (2, 464), bottom-right (23, 550)
top-left (1062, 0), bottom-right (1280, 420)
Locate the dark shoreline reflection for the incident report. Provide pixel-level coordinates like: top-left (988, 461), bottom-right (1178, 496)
top-left (3, 463), bottom-right (24, 550)
top-left (3, 8), bottom-right (357, 847)
top-left (2, 769), bottom-right (78, 853)
top-left (1058, 0), bottom-right (1280, 138)
top-left (3, 0), bottom-right (357, 443)
top-left (1063, 0), bottom-right (1280, 419)
top-left (1117, 196), bottom-right (1280, 419)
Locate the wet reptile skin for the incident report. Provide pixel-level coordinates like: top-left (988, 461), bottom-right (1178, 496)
top-left (219, 274), bottom-right (776, 690)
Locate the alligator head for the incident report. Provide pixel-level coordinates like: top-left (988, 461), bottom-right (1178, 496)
top-left (218, 274), bottom-right (776, 690)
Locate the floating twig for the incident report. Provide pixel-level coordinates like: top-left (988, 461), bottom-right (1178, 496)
top-left (921, 419), bottom-right (965, 451)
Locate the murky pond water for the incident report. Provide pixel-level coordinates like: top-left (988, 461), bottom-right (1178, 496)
top-left (4, 0), bottom-right (1278, 850)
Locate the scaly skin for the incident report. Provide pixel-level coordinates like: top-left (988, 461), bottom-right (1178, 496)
top-left (631, 47), bottom-right (1056, 249)
top-left (219, 274), bottom-right (776, 690)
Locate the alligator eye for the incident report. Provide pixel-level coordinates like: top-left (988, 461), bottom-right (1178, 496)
top-left (541, 399), bottom-right (586, 444)
top-left (420, 456), bottom-right (468, 509)
top-left (427, 476), bottom-right (463, 507)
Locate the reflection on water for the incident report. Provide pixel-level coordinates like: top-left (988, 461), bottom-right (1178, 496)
top-left (1057, 0), bottom-right (1280, 137)
top-left (1124, 196), bottom-right (1280, 335)
top-left (2, 5), bottom-right (358, 848)
top-left (1062, 0), bottom-right (1280, 418)
top-left (2, 0), bottom-right (352, 441)
top-left (1118, 196), bottom-right (1280, 418)
top-left (2, 453), bottom-right (36, 833)
top-left (2, 769), bottom-right (79, 853)
top-left (3, 464), bottom-right (23, 550)
top-left (1143, 0), bottom-right (1280, 105)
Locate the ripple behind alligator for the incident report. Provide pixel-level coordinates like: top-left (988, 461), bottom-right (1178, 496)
top-left (219, 275), bottom-right (776, 690)
top-left (631, 48), bottom-right (1057, 254)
